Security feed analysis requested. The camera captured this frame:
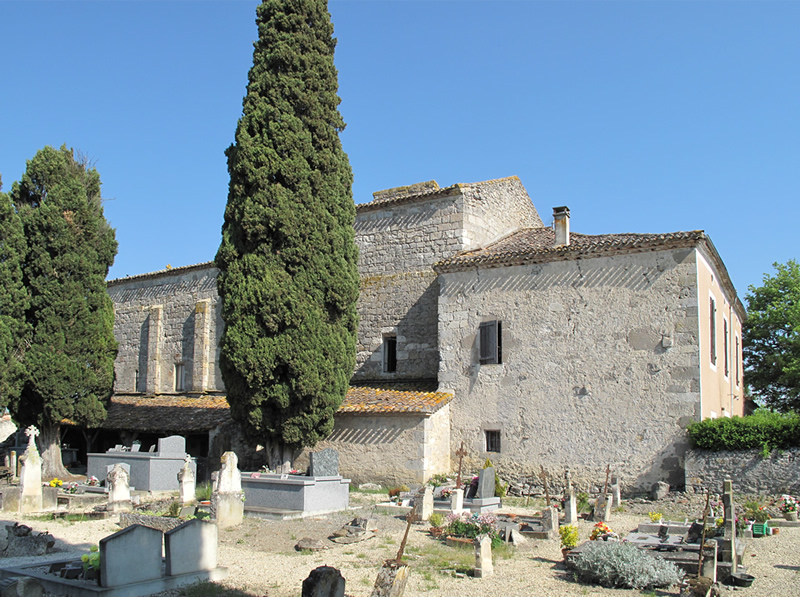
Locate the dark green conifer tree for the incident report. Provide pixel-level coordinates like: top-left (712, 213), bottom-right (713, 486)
top-left (0, 176), bottom-right (29, 409)
top-left (10, 146), bottom-right (118, 477)
top-left (216, 0), bottom-right (359, 470)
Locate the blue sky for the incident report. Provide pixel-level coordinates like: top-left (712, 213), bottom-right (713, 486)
top-left (0, 1), bottom-right (797, 298)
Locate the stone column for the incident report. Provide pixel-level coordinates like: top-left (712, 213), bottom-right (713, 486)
top-left (192, 300), bottom-right (211, 392)
top-left (721, 479), bottom-right (737, 573)
top-left (146, 305), bottom-right (163, 394)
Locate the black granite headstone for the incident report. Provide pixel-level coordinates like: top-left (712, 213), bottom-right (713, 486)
top-left (301, 566), bottom-right (345, 597)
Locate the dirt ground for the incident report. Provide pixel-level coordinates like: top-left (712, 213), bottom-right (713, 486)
top-left (4, 490), bottom-right (799, 597)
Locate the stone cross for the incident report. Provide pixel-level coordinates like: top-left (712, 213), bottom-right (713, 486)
top-left (454, 441), bottom-right (467, 489)
top-left (25, 426), bottom-right (39, 449)
top-left (539, 466), bottom-right (550, 506)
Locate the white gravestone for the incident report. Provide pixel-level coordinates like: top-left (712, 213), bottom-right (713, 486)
top-left (420, 485), bottom-right (434, 522)
top-left (212, 451), bottom-right (243, 529)
top-left (564, 472), bottom-right (578, 524)
top-left (19, 426), bottom-right (43, 513)
top-left (450, 488), bottom-right (464, 513)
top-left (107, 463), bottom-right (133, 513)
top-left (474, 535), bottom-right (493, 578)
top-left (178, 456), bottom-right (196, 505)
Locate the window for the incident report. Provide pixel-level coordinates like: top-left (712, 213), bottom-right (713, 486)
top-left (723, 318), bottom-right (729, 378)
top-left (174, 363), bottom-right (185, 392)
top-left (383, 336), bottom-right (397, 373)
top-left (709, 297), bottom-right (716, 366)
top-left (479, 320), bottom-right (502, 364)
top-left (485, 430), bottom-right (501, 453)
top-left (134, 369), bottom-right (140, 392)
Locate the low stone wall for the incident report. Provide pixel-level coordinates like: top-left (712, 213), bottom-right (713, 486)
top-left (685, 447), bottom-right (800, 494)
top-left (119, 513), bottom-right (185, 533)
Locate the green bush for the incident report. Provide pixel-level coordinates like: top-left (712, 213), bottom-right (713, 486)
top-left (570, 542), bottom-right (684, 590)
top-left (195, 482), bottom-right (213, 502)
top-left (686, 409), bottom-right (800, 451)
top-left (428, 512), bottom-right (445, 528)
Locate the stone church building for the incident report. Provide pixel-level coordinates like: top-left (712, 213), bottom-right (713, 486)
top-left (100, 176), bottom-right (744, 490)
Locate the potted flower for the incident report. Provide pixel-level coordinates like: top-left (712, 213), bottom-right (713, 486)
top-left (559, 524), bottom-right (579, 558)
top-left (648, 511), bottom-right (663, 523)
top-left (779, 495), bottom-right (798, 521)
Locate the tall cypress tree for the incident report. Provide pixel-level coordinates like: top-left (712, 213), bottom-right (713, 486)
top-left (216, 0), bottom-right (359, 469)
top-left (10, 146), bottom-right (118, 478)
top-left (0, 176), bottom-right (29, 410)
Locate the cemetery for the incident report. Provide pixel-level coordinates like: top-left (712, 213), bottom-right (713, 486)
top-left (0, 432), bottom-right (796, 596)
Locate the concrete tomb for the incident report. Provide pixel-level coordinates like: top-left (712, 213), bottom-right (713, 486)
top-left (241, 473), bottom-right (350, 519)
top-left (87, 435), bottom-right (195, 492)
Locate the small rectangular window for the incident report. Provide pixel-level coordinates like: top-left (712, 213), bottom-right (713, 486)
top-left (134, 369), bottom-right (140, 392)
top-left (383, 336), bottom-right (397, 373)
top-left (735, 335), bottom-right (740, 387)
top-left (485, 430), bottom-right (501, 453)
top-left (479, 320), bottom-right (502, 364)
top-left (709, 297), bottom-right (716, 366)
top-left (174, 363), bottom-right (185, 392)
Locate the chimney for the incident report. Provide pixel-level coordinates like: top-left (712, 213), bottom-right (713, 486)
top-left (553, 206), bottom-right (570, 246)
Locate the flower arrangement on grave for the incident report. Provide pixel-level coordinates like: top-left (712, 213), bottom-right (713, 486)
top-left (86, 475), bottom-right (100, 487)
top-left (49, 478), bottom-right (63, 488)
top-left (589, 521), bottom-right (618, 541)
top-left (648, 512), bottom-right (663, 523)
top-left (442, 511), bottom-right (503, 548)
top-left (559, 524), bottom-right (579, 551)
top-left (64, 482), bottom-right (79, 494)
top-left (439, 487), bottom-right (452, 500)
top-left (81, 545), bottom-right (101, 575)
top-left (779, 495), bottom-right (797, 514)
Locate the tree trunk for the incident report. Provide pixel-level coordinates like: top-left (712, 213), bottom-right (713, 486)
top-left (39, 423), bottom-right (70, 480)
top-left (267, 442), bottom-right (296, 474)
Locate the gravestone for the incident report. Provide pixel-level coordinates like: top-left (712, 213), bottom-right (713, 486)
top-left (100, 524), bottom-right (163, 587)
top-left (594, 494), bottom-right (608, 522)
top-left (476, 467), bottom-right (495, 499)
top-left (420, 485), bottom-right (434, 521)
top-left (612, 475), bottom-right (621, 507)
top-left (302, 566), bottom-right (345, 597)
top-left (308, 448), bottom-right (339, 477)
top-left (473, 535), bottom-right (493, 578)
top-left (9, 451), bottom-right (16, 478)
top-left (212, 451), bottom-right (243, 529)
top-left (157, 435), bottom-right (186, 456)
top-left (19, 426), bottom-right (42, 513)
top-left (178, 456), bottom-right (196, 504)
top-left (107, 462), bottom-right (133, 513)
top-left (165, 519), bottom-right (218, 576)
top-left (541, 506), bottom-right (558, 539)
top-left (564, 471), bottom-right (578, 524)
top-left (604, 494), bottom-right (613, 521)
top-left (450, 488), bottom-right (464, 513)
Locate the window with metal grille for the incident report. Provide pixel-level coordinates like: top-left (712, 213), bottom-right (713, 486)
top-left (383, 336), bottom-right (397, 373)
top-left (485, 430), bottom-right (501, 453)
top-left (479, 320), bottom-right (502, 364)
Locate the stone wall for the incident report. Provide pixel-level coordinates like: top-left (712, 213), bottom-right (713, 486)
top-left (685, 448), bottom-right (800, 494)
top-left (438, 247), bottom-right (702, 491)
top-left (108, 264), bottom-right (223, 395)
top-left (295, 408), bottom-right (450, 486)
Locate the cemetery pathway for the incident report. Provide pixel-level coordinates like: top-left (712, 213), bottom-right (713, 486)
top-left (3, 492), bottom-right (799, 597)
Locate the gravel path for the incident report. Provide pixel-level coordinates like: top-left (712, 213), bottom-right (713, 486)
top-left (2, 493), bottom-right (798, 597)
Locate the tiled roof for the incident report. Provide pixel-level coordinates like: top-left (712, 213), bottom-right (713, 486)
top-left (99, 394), bottom-right (232, 433)
top-left (107, 261), bottom-right (215, 286)
top-left (434, 228), bottom-right (707, 271)
top-left (92, 384), bottom-right (453, 432)
top-left (340, 385), bottom-right (453, 415)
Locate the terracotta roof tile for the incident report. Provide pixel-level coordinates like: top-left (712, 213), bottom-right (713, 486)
top-left (93, 384), bottom-right (452, 432)
top-left (435, 228), bottom-right (707, 271)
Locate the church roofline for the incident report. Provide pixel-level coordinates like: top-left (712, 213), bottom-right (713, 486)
top-left (107, 261), bottom-right (216, 287)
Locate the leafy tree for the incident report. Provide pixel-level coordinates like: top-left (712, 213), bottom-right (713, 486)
top-left (9, 146), bottom-right (118, 478)
top-left (216, 0), bottom-right (359, 471)
top-left (743, 260), bottom-right (800, 412)
top-left (0, 176), bottom-right (29, 408)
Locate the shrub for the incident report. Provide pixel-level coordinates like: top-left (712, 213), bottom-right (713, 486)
top-left (570, 541), bottom-right (683, 590)
top-left (686, 409), bottom-right (800, 451)
top-left (195, 482), bottom-right (213, 502)
top-left (428, 512), bottom-right (445, 528)
top-left (576, 492), bottom-right (590, 513)
top-left (559, 524), bottom-right (579, 550)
